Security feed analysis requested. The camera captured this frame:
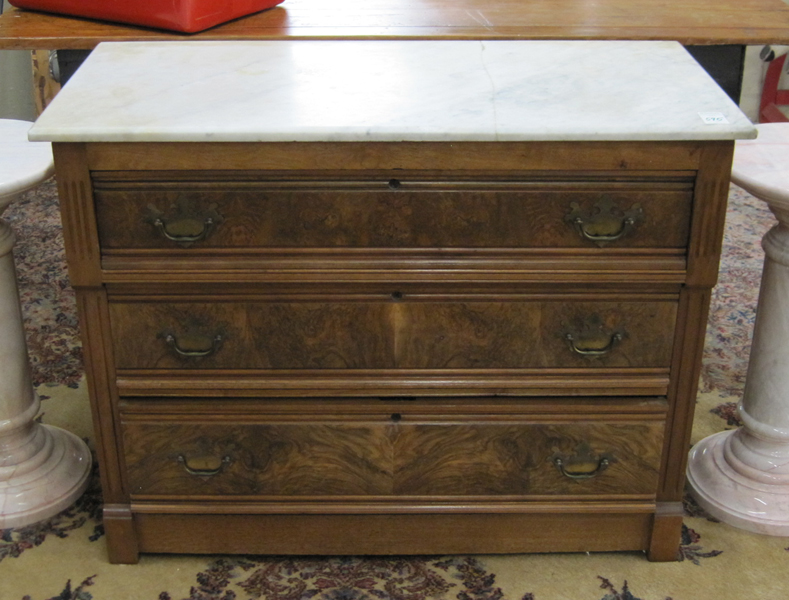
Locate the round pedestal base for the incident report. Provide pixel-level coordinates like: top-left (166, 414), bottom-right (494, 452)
top-left (0, 425), bottom-right (91, 529)
top-left (687, 429), bottom-right (789, 536)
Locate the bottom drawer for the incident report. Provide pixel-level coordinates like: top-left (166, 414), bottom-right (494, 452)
top-left (121, 400), bottom-right (666, 499)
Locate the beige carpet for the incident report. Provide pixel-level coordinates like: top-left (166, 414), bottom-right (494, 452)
top-left (2, 182), bottom-right (788, 600)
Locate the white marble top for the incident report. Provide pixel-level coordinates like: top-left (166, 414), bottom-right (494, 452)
top-left (732, 123), bottom-right (789, 209)
top-left (0, 119), bottom-right (54, 206)
top-left (29, 40), bottom-right (756, 143)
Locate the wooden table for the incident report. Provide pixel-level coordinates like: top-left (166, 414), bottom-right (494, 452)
top-left (3, 0), bottom-right (789, 48)
top-left (0, 0), bottom-right (789, 99)
top-left (3, 0), bottom-right (789, 99)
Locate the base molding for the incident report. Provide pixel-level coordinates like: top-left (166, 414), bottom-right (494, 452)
top-left (102, 509), bottom-right (666, 564)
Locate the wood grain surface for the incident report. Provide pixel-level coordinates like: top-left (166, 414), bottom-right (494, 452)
top-left (122, 416), bottom-right (663, 498)
top-left (3, 0), bottom-right (789, 49)
top-left (93, 179), bottom-right (693, 250)
top-left (48, 132), bottom-right (730, 561)
top-left (131, 512), bottom-right (655, 559)
top-left (107, 298), bottom-right (677, 370)
top-left (394, 421), bottom-right (663, 496)
top-left (124, 421), bottom-right (393, 496)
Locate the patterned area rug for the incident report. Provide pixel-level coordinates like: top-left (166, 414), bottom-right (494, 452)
top-left (1, 180), bottom-right (787, 600)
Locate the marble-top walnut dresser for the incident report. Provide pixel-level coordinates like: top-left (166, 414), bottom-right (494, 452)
top-left (29, 40), bottom-right (756, 563)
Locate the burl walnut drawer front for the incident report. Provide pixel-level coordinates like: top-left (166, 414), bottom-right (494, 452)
top-left (93, 177), bottom-right (693, 251)
top-left (122, 413), bottom-right (665, 498)
top-left (108, 298), bottom-right (677, 370)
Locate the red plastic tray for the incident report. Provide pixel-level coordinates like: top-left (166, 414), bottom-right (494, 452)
top-left (9, 0), bottom-right (285, 33)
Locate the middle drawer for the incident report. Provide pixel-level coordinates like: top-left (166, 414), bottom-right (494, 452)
top-left (108, 296), bottom-right (677, 370)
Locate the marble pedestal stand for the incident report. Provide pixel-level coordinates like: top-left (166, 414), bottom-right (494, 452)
top-left (0, 120), bottom-right (91, 528)
top-left (687, 123), bottom-right (789, 535)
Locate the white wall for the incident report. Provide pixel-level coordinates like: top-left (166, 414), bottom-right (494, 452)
top-left (0, 0), bottom-right (35, 121)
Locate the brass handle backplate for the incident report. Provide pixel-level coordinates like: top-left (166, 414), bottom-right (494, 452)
top-left (163, 331), bottom-right (224, 358)
top-left (565, 331), bottom-right (623, 357)
top-left (553, 456), bottom-right (610, 480)
top-left (551, 444), bottom-right (614, 481)
top-left (565, 197), bottom-right (643, 247)
top-left (562, 314), bottom-right (626, 358)
top-left (154, 216), bottom-right (216, 245)
top-left (146, 197), bottom-right (223, 248)
top-left (177, 454), bottom-right (232, 477)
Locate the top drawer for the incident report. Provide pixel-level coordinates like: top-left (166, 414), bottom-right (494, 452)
top-left (93, 175), bottom-right (693, 251)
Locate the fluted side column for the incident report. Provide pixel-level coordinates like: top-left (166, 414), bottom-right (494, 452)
top-left (0, 193), bottom-right (91, 528)
top-left (687, 200), bottom-right (789, 534)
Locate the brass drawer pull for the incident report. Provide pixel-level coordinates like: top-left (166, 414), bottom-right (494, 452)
top-left (177, 454), bottom-right (232, 477)
top-left (153, 215), bottom-right (216, 245)
top-left (565, 331), bottom-right (623, 357)
top-left (553, 456), bottom-right (610, 480)
top-left (563, 314), bottom-right (626, 358)
top-left (565, 197), bottom-right (643, 247)
top-left (165, 332), bottom-right (224, 358)
top-left (146, 198), bottom-right (223, 248)
top-left (574, 217), bottom-right (634, 244)
top-left (551, 444), bottom-right (614, 481)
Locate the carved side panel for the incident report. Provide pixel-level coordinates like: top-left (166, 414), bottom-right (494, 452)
top-left (686, 141), bottom-right (735, 288)
top-left (52, 143), bottom-right (102, 287)
top-left (659, 288), bottom-right (714, 501)
top-left (75, 290), bottom-right (127, 505)
top-left (658, 143), bottom-right (735, 502)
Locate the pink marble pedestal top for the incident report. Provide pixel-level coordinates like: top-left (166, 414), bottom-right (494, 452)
top-left (730, 123), bottom-right (789, 210)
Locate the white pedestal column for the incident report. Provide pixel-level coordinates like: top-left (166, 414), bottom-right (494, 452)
top-left (0, 192), bottom-right (91, 528)
top-left (687, 200), bottom-right (789, 535)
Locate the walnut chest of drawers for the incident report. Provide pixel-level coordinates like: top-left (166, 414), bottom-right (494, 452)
top-left (30, 40), bottom-right (756, 563)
